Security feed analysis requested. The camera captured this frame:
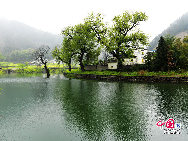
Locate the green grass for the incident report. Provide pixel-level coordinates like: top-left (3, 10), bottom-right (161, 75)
top-left (0, 62), bottom-right (18, 67)
top-left (0, 69), bottom-right (4, 75)
top-left (65, 69), bottom-right (188, 77)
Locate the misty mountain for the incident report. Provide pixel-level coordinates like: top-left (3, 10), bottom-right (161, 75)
top-left (149, 12), bottom-right (188, 51)
top-left (0, 19), bottom-right (62, 55)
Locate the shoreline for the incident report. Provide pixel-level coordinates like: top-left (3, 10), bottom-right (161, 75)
top-left (64, 73), bottom-right (188, 83)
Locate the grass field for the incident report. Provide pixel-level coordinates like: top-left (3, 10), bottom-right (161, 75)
top-left (0, 62), bottom-right (66, 74)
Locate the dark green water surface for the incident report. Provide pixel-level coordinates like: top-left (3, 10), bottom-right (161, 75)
top-left (0, 74), bottom-right (188, 141)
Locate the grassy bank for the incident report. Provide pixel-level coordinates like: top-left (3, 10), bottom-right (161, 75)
top-left (65, 69), bottom-right (188, 77)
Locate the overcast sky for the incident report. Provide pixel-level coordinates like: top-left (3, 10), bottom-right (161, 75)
top-left (0, 0), bottom-right (188, 41)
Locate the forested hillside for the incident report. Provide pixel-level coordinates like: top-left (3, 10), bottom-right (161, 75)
top-left (149, 12), bottom-right (188, 50)
top-left (0, 19), bottom-right (61, 62)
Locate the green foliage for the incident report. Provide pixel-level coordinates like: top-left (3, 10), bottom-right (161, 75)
top-left (53, 11), bottom-right (149, 71)
top-left (104, 11), bottom-right (149, 70)
top-left (84, 13), bottom-right (107, 44)
top-left (0, 69), bottom-right (4, 75)
top-left (178, 38), bottom-right (188, 69)
top-left (155, 36), bottom-right (169, 71)
top-left (0, 62), bottom-right (18, 67)
top-left (16, 65), bottom-right (43, 73)
top-left (53, 13), bottom-right (106, 71)
top-left (144, 52), bottom-right (156, 71)
top-left (53, 26), bottom-right (77, 71)
top-left (0, 62), bottom-right (67, 75)
top-left (71, 18), bottom-right (103, 71)
top-left (145, 35), bottom-right (188, 71)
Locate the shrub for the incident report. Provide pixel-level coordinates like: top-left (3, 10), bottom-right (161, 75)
top-left (137, 70), bottom-right (147, 76)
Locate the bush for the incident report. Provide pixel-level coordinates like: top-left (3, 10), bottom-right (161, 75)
top-left (137, 70), bottom-right (147, 76)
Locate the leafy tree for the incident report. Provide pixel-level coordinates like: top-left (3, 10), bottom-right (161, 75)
top-left (54, 13), bottom-right (106, 71)
top-left (72, 23), bottom-right (100, 71)
top-left (179, 37), bottom-right (188, 69)
top-left (146, 35), bottom-right (188, 71)
top-left (155, 36), bottom-right (169, 71)
top-left (53, 46), bottom-right (73, 71)
top-left (53, 26), bottom-right (76, 71)
top-left (104, 11), bottom-right (148, 70)
top-left (84, 13), bottom-right (107, 44)
top-left (73, 13), bottom-right (107, 71)
top-left (165, 35), bottom-right (176, 70)
top-left (183, 36), bottom-right (188, 43)
top-left (144, 52), bottom-right (156, 71)
top-left (34, 45), bottom-right (50, 78)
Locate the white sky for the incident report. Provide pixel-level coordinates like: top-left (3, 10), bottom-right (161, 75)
top-left (0, 0), bottom-right (188, 41)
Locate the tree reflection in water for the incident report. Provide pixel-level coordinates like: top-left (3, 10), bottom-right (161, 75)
top-left (54, 80), bottom-right (150, 141)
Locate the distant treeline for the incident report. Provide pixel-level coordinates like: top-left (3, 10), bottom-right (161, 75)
top-left (0, 48), bottom-right (53, 63)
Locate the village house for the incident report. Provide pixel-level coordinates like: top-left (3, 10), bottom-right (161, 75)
top-left (108, 47), bottom-right (148, 70)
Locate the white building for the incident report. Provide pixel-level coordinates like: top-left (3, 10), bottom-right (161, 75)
top-left (107, 57), bottom-right (118, 70)
top-left (108, 48), bottom-right (148, 69)
top-left (108, 62), bottom-right (118, 70)
top-left (123, 48), bottom-right (148, 65)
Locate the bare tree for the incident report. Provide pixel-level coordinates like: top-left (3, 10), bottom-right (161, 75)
top-left (34, 45), bottom-right (50, 78)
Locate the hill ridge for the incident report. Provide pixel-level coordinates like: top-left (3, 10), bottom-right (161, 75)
top-left (149, 12), bottom-right (188, 50)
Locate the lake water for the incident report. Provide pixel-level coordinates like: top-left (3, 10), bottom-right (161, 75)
top-left (0, 74), bottom-right (188, 141)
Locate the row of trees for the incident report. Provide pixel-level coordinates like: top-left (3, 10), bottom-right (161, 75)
top-left (145, 35), bottom-right (188, 71)
top-left (52, 11), bottom-right (149, 71)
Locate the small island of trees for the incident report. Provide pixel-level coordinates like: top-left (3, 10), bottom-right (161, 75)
top-left (0, 11), bottom-right (188, 79)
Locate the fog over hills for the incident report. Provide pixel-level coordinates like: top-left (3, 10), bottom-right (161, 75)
top-left (149, 12), bottom-right (188, 51)
top-left (0, 19), bottom-right (62, 55)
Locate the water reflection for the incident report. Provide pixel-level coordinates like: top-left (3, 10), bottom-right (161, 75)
top-left (55, 80), bottom-right (153, 140)
top-left (0, 75), bottom-right (188, 141)
top-left (54, 80), bottom-right (106, 140)
top-left (153, 84), bottom-right (188, 133)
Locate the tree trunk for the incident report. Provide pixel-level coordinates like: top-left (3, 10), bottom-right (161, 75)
top-left (68, 59), bottom-right (71, 71)
top-left (80, 61), bottom-right (84, 71)
top-left (44, 63), bottom-right (50, 78)
top-left (117, 59), bottom-right (123, 71)
top-left (116, 50), bottom-right (123, 71)
top-left (79, 52), bottom-right (85, 71)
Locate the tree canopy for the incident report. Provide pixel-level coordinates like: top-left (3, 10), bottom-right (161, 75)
top-left (145, 35), bottom-right (188, 71)
top-left (53, 13), bottom-right (106, 71)
top-left (104, 11), bottom-right (148, 70)
top-left (53, 11), bottom-right (149, 71)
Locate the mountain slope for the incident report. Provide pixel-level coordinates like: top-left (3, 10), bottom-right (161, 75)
top-left (0, 19), bottom-right (62, 55)
top-left (149, 12), bottom-right (188, 51)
